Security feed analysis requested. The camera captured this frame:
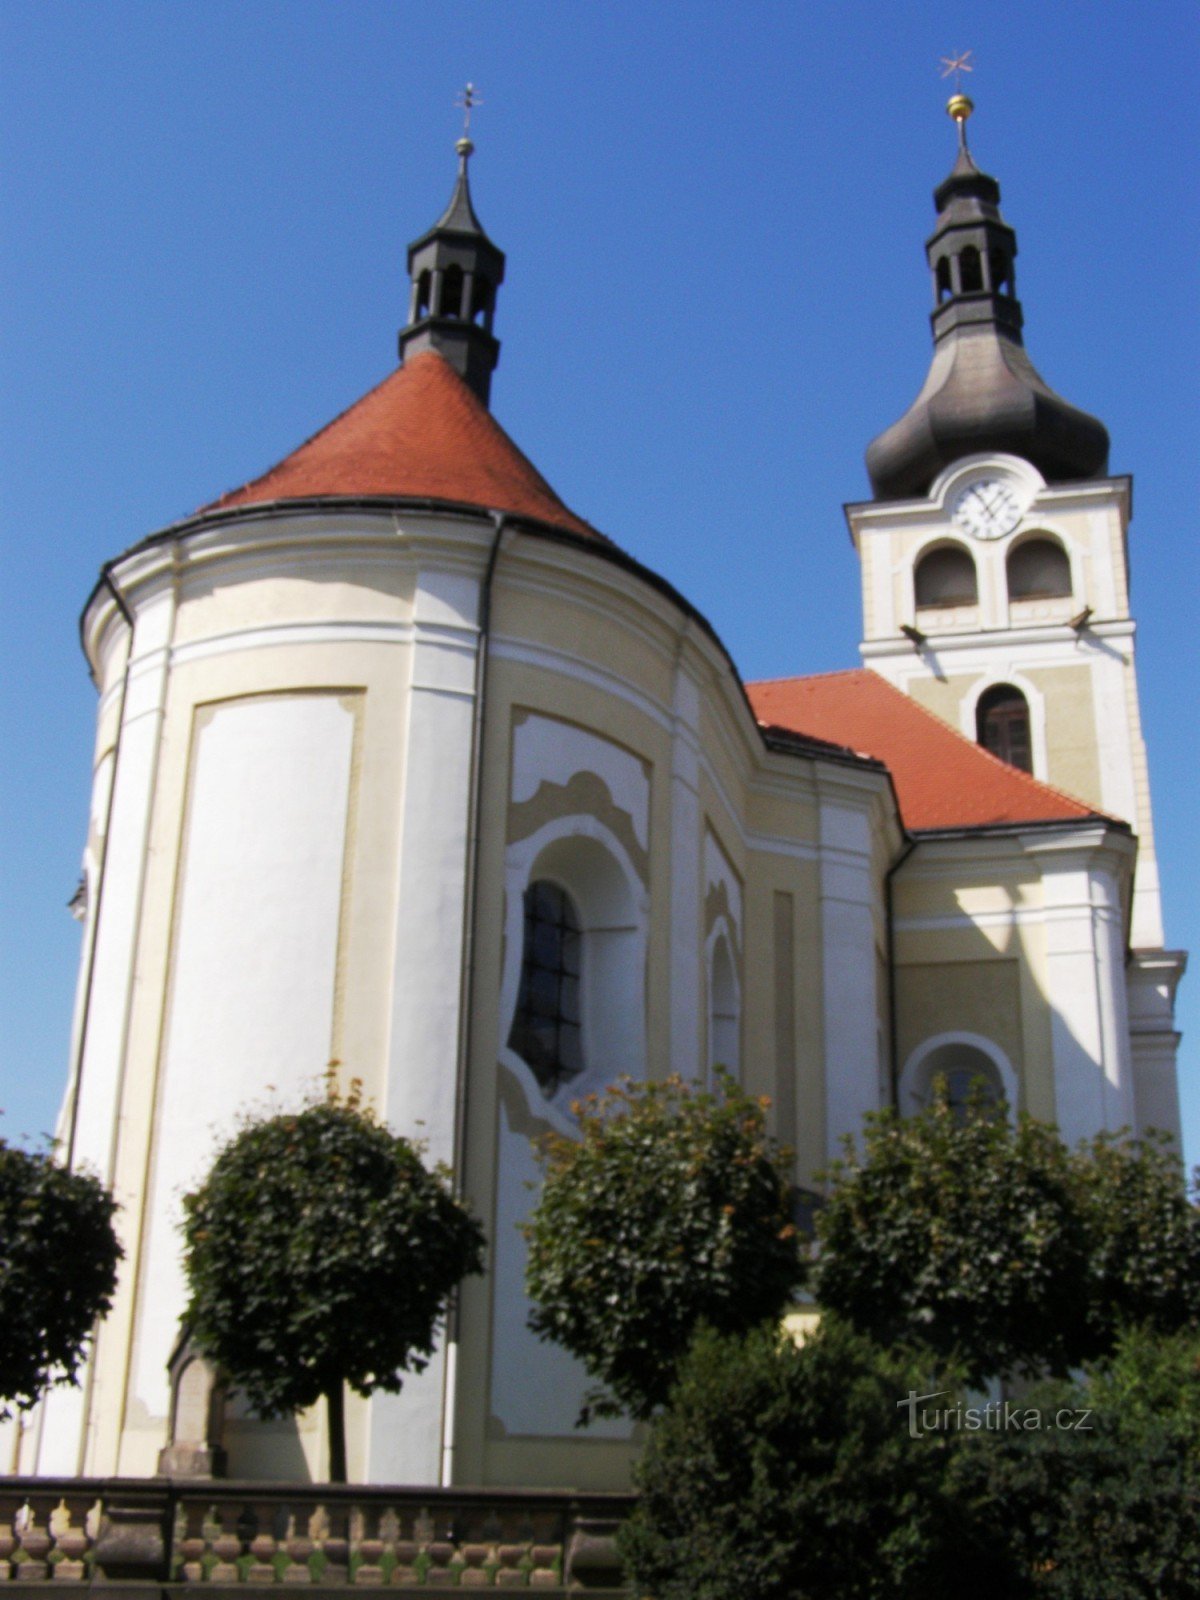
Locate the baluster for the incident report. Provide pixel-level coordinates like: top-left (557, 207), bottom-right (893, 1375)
top-left (352, 1506), bottom-right (383, 1585)
top-left (15, 1501), bottom-right (53, 1581)
top-left (318, 1503), bottom-right (349, 1587)
top-left (177, 1502), bottom-right (208, 1582)
top-left (0, 1496), bottom-right (18, 1582)
top-left (245, 1502), bottom-right (278, 1584)
top-left (390, 1506), bottom-right (421, 1585)
top-left (209, 1503), bottom-right (242, 1583)
top-left (281, 1508), bottom-right (314, 1585)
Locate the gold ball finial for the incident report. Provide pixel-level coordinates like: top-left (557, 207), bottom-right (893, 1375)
top-left (456, 136), bottom-right (475, 159)
top-left (946, 92), bottom-right (974, 125)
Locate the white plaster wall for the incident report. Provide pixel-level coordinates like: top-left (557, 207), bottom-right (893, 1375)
top-left (130, 691), bottom-right (357, 1424)
top-left (371, 566), bottom-right (481, 1485)
top-left (488, 1098), bottom-right (629, 1439)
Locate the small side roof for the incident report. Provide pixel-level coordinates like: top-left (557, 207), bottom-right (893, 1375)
top-left (747, 668), bottom-right (1110, 833)
top-left (202, 349), bottom-right (601, 541)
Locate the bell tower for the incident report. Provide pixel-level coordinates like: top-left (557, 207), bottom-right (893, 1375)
top-left (398, 120), bottom-right (506, 407)
top-left (846, 94), bottom-right (1184, 1130)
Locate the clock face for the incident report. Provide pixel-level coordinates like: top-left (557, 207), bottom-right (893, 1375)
top-left (951, 478), bottom-right (1023, 540)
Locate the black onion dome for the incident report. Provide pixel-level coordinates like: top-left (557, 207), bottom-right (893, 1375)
top-left (866, 123), bottom-right (1109, 501)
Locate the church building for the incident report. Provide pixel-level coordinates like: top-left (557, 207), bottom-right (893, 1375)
top-left (11, 96), bottom-right (1184, 1489)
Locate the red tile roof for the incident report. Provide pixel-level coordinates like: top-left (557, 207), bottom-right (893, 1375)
top-left (202, 350), bottom-right (600, 540)
top-left (747, 668), bottom-right (1106, 832)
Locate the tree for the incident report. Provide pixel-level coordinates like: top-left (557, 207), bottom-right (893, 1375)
top-left (523, 1074), bottom-right (804, 1422)
top-left (1074, 1130), bottom-right (1200, 1355)
top-left (949, 1328), bottom-right (1200, 1598)
top-left (0, 1138), bottom-right (122, 1418)
top-left (813, 1091), bottom-right (1200, 1384)
top-left (181, 1081), bottom-right (485, 1481)
top-left (620, 1318), bottom-right (1004, 1600)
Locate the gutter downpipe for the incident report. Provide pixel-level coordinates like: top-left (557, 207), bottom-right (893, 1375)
top-left (440, 511), bottom-right (511, 1487)
top-left (885, 837), bottom-right (918, 1113)
top-left (65, 570), bottom-right (134, 1173)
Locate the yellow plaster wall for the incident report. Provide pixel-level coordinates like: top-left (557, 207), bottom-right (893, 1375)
top-left (1025, 664), bottom-right (1102, 808)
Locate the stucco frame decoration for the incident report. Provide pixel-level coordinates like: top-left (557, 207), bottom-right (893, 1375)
top-left (899, 1030), bottom-right (1018, 1123)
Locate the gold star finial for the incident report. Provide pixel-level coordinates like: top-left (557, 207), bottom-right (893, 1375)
top-left (456, 82), bottom-right (482, 137)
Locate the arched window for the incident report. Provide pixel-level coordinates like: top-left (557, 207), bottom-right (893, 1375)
top-left (440, 263), bottom-right (465, 319)
top-left (989, 248), bottom-right (1012, 295)
top-left (902, 1040), bottom-right (1010, 1125)
top-left (915, 543), bottom-right (977, 608)
top-left (977, 684), bottom-right (1032, 773)
top-left (507, 880), bottom-right (583, 1096)
top-left (416, 270), bottom-right (432, 318)
top-left (470, 275), bottom-right (493, 327)
top-left (1007, 536), bottom-right (1071, 600)
top-left (935, 256), bottom-right (952, 303)
top-left (708, 933), bottom-right (740, 1080)
top-left (959, 245), bottom-right (983, 292)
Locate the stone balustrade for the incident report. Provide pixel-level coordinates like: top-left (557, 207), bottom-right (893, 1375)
top-left (0, 1481), bottom-right (632, 1596)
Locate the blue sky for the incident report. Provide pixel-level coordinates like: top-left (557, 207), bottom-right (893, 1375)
top-left (2, 1), bottom-right (1197, 1168)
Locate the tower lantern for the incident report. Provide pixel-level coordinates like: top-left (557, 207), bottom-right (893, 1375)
top-left (398, 102), bottom-right (506, 407)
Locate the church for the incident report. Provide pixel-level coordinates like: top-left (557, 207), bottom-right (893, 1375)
top-left (10, 93), bottom-right (1184, 1490)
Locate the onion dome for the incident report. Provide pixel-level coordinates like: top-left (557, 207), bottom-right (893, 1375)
top-left (865, 96), bottom-right (1109, 501)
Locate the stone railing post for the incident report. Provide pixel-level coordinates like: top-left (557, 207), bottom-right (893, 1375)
top-left (92, 1483), bottom-right (173, 1590)
top-left (564, 1509), bottom-right (626, 1590)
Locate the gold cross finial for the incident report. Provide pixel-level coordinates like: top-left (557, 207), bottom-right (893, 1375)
top-left (939, 50), bottom-right (974, 90)
top-left (456, 82), bottom-right (482, 137)
top-left (940, 51), bottom-right (975, 147)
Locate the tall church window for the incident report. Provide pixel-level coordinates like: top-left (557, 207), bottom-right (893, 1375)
top-left (915, 543), bottom-right (977, 608)
top-left (508, 880), bottom-right (583, 1096)
top-left (707, 932), bottom-right (740, 1080)
top-left (977, 684), bottom-right (1032, 773)
top-left (1007, 536), bottom-right (1071, 600)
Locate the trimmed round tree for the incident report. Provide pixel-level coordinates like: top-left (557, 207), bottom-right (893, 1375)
top-left (1, 1139), bottom-right (123, 1417)
top-left (814, 1090), bottom-right (1200, 1384)
top-left (813, 1093), bottom-right (1090, 1385)
top-left (181, 1087), bottom-right (485, 1481)
top-left (523, 1074), bottom-right (804, 1423)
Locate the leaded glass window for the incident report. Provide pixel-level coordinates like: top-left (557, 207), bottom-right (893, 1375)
top-left (508, 881), bottom-right (583, 1095)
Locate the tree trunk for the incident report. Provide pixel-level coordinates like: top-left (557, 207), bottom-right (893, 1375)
top-left (325, 1383), bottom-right (346, 1483)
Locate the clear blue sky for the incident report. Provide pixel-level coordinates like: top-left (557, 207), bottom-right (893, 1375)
top-left (2, 2), bottom-right (1197, 1168)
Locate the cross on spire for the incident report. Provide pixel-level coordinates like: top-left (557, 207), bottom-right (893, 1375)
top-left (939, 50), bottom-right (974, 90)
top-left (456, 82), bottom-right (482, 137)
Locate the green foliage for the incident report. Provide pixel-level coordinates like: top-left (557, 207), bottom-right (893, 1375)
top-left (814, 1094), bottom-right (1088, 1384)
top-left (1074, 1131), bottom-right (1200, 1353)
top-left (181, 1082), bottom-right (485, 1446)
top-left (0, 1139), bottom-right (122, 1417)
top-left (813, 1092), bottom-right (1200, 1384)
top-left (950, 1329), bottom-right (1200, 1598)
top-left (523, 1074), bottom-right (804, 1422)
top-left (621, 1318), bottom-right (1002, 1600)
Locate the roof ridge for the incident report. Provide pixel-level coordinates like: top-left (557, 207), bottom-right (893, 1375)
top-left (203, 366), bottom-right (401, 513)
top-left (747, 666), bottom-right (867, 688)
top-left (195, 350), bottom-right (602, 541)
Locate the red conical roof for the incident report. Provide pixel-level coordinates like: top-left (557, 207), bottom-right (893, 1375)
top-left (203, 350), bottom-right (600, 540)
